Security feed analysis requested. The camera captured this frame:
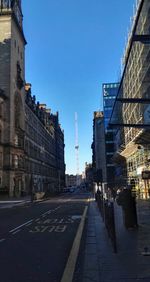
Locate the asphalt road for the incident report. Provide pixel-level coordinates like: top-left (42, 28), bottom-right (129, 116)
top-left (0, 191), bottom-right (90, 282)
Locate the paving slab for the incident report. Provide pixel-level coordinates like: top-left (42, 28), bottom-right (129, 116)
top-left (76, 197), bottom-right (150, 282)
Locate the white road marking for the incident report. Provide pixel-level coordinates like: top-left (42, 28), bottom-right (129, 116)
top-left (25, 222), bottom-right (32, 226)
top-left (42, 209), bottom-right (54, 216)
top-left (46, 211), bottom-right (51, 215)
top-left (41, 206), bottom-right (61, 217)
top-left (8, 206), bottom-right (61, 235)
top-left (0, 239), bottom-right (5, 243)
top-left (54, 206), bottom-right (61, 210)
top-left (35, 218), bottom-right (40, 222)
top-left (9, 219), bottom-right (33, 233)
top-left (12, 229), bottom-right (21, 235)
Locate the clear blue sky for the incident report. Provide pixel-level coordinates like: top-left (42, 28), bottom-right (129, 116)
top-left (22, 0), bottom-right (135, 175)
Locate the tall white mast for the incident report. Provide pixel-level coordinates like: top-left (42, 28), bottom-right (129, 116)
top-left (75, 112), bottom-right (80, 186)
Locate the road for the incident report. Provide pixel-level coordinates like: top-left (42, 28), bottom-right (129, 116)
top-left (0, 191), bottom-right (90, 282)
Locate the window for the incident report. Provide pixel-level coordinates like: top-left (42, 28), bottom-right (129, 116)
top-left (0, 102), bottom-right (3, 118)
top-left (14, 134), bottom-right (18, 146)
top-left (12, 155), bottom-right (18, 168)
top-left (0, 129), bottom-right (2, 143)
top-left (0, 152), bottom-right (2, 168)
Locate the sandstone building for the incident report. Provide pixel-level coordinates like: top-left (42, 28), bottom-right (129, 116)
top-left (0, 0), bottom-right (65, 197)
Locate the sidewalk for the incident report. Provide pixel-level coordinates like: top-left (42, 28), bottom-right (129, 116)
top-left (0, 195), bottom-right (48, 209)
top-left (78, 198), bottom-right (150, 282)
top-left (0, 196), bottom-right (31, 209)
top-left (0, 192), bottom-right (61, 209)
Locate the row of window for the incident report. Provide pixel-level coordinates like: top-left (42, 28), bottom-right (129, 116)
top-left (127, 150), bottom-right (147, 172)
top-left (25, 160), bottom-right (57, 178)
top-left (25, 139), bottom-right (56, 167)
top-left (26, 106), bottom-right (55, 139)
top-left (25, 122), bottom-right (55, 152)
top-left (103, 83), bottom-right (119, 89)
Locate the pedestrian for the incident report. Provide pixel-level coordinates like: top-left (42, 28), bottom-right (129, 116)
top-left (97, 187), bottom-right (101, 198)
top-left (116, 187), bottom-right (138, 229)
top-left (111, 188), bottom-right (116, 200)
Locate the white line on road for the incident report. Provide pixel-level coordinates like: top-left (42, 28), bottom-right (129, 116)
top-left (35, 218), bottom-right (40, 222)
top-left (41, 210), bottom-right (52, 216)
top-left (12, 229), bottom-right (21, 235)
top-left (53, 206), bottom-right (61, 211)
top-left (61, 206), bottom-right (88, 282)
top-left (0, 239), bottom-right (6, 243)
top-left (9, 219), bottom-right (33, 233)
top-left (8, 206), bottom-right (61, 235)
top-left (25, 222), bottom-right (32, 226)
top-left (46, 211), bottom-right (51, 215)
top-left (41, 206), bottom-right (61, 217)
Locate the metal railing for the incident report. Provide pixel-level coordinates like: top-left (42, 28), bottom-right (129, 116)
top-left (96, 193), bottom-right (117, 253)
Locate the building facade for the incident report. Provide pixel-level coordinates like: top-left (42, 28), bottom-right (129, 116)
top-left (111, 0), bottom-right (150, 198)
top-left (24, 84), bottom-right (65, 196)
top-left (92, 111), bottom-right (107, 186)
top-left (85, 163), bottom-right (93, 191)
top-left (65, 174), bottom-right (82, 187)
top-left (0, 0), bottom-right (65, 197)
top-left (103, 83), bottom-right (119, 188)
top-left (0, 0), bottom-right (26, 196)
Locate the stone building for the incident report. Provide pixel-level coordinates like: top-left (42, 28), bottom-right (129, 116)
top-left (0, 0), bottom-right (65, 197)
top-left (65, 174), bottom-right (82, 187)
top-left (24, 84), bottom-right (65, 196)
top-left (0, 0), bottom-right (26, 196)
top-left (91, 111), bottom-right (107, 186)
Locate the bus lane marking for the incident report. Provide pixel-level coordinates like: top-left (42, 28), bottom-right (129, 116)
top-left (35, 217), bottom-right (74, 225)
top-left (26, 222), bottom-right (32, 226)
top-left (28, 216), bottom-right (78, 234)
top-left (6, 206), bottom-right (61, 237)
top-left (29, 225), bottom-right (67, 233)
top-left (9, 219), bottom-right (33, 233)
top-left (12, 229), bottom-right (21, 235)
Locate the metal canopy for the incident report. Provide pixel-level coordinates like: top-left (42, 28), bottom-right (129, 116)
top-left (116, 98), bottom-right (150, 104)
top-left (109, 0), bottom-right (150, 129)
top-left (110, 124), bottom-right (150, 129)
top-left (132, 34), bottom-right (150, 44)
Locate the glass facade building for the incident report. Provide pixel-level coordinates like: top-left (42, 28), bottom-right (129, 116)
top-left (103, 83), bottom-right (119, 188)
